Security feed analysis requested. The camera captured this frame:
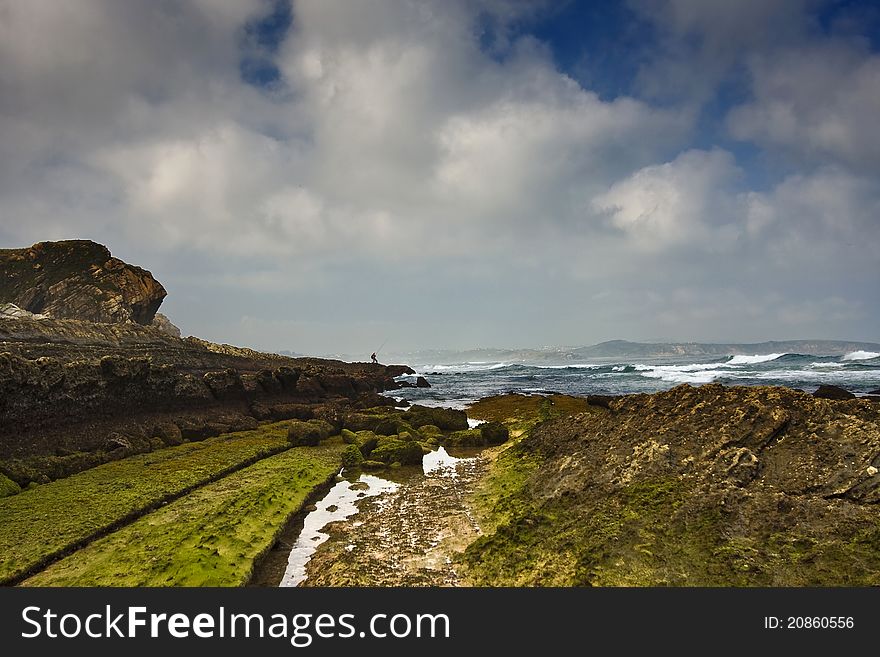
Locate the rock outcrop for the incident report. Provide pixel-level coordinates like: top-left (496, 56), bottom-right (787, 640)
top-left (0, 240), bottom-right (166, 324)
top-left (465, 384), bottom-right (880, 586)
top-left (150, 313), bottom-right (181, 337)
top-left (813, 384), bottom-right (856, 400)
top-left (0, 314), bottom-right (413, 486)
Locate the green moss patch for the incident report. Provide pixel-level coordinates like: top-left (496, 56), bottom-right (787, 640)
top-left (369, 439), bottom-right (423, 466)
top-left (24, 445), bottom-right (344, 587)
top-left (0, 472), bottom-right (21, 498)
top-left (467, 394), bottom-right (592, 437)
top-left (0, 421), bottom-right (296, 584)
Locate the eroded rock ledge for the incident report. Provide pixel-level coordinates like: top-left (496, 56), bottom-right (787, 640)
top-left (464, 384), bottom-right (880, 586)
top-left (0, 316), bottom-right (412, 486)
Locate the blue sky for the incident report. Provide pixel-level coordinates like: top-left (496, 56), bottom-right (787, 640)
top-left (0, 0), bottom-right (878, 354)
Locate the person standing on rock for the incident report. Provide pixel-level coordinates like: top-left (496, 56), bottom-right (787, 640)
top-left (371, 352), bottom-right (378, 364)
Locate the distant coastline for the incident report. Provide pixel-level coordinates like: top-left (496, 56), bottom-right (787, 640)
top-left (315, 339), bottom-right (880, 366)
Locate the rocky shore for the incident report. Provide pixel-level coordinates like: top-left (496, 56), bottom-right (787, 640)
top-left (462, 385), bottom-right (880, 586)
top-left (3, 239), bottom-right (878, 588)
top-left (0, 241), bottom-right (412, 488)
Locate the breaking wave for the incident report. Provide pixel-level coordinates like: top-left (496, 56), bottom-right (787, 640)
top-left (726, 353), bottom-right (784, 365)
top-left (843, 351), bottom-right (880, 361)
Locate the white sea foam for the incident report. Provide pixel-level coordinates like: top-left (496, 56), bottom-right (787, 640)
top-left (636, 365), bottom-right (724, 384)
top-left (726, 353), bottom-right (784, 366)
top-left (421, 362), bottom-right (511, 373)
top-left (842, 351), bottom-right (880, 361)
top-left (810, 362), bottom-right (843, 368)
top-left (750, 369), bottom-right (880, 383)
top-left (635, 363), bottom-right (719, 373)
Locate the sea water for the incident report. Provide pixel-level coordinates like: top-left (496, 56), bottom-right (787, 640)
top-left (388, 351), bottom-right (880, 408)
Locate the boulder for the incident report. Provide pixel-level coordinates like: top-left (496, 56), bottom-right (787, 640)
top-left (480, 421), bottom-right (510, 445)
top-left (354, 431), bottom-right (380, 458)
top-left (0, 240), bottom-right (166, 324)
top-left (203, 369), bottom-right (246, 400)
top-left (0, 472), bottom-right (22, 498)
top-left (403, 405), bottom-right (469, 431)
top-left (813, 385), bottom-right (856, 400)
top-left (586, 394), bottom-right (618, 409)
top-left (369, 438), bottom-right (424, 465)
top-left (295, 376), bottom-right (325, 397)
top-left (151, 421), bottom-right (184, 446)
top-left (254, 369), bottom-right (283, 395)
top-left (287, 419), bottom-right (334, 447)
top-left (341, 444), bottom-right (365, 468)
top-left (416, 376), bottom-right (431, 388)
top-left (312, 404), bottom-right (345, 433)
top-left (445, 429), bottom-right (485, 448)
top-left (274, 366), bottom-right (301, 391)
top-left (354, 391), bottom-right (398, 408)
top-left (343, 412), bottom-right (384, 432)
top-left (150, 312), bottom-right (181, 337)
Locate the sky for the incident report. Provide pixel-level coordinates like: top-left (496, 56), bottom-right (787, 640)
top-left (1, 0), bottom-right (878, 355)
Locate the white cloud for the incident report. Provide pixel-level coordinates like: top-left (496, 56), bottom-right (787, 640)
top-left (0, 0), bottom-right (877, 350)
top-left (591, 149), bottom-right (743, 249)
top-left (728, 42), bottom-right (880, 170)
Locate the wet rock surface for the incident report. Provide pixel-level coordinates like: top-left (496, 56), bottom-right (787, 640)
top-left (301, 452), bottom-right (489, 586)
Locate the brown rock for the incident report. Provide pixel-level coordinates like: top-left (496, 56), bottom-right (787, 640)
top-left (150, 312), bottom-right (181, 337)
top-left (813, 384), bottom-right (856, 400)
top-left (0, 240), bottom-right (167, 324)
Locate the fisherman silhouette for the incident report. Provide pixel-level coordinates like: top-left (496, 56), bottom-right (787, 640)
top-left (371, 352), bottom-right (378, 364)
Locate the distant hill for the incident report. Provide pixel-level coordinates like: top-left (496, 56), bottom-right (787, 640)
top-left (571, 339), bottom-right (880, 359)
top-left (363, 339), bottom-right (880, 365)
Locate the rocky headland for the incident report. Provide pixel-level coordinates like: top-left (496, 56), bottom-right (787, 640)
top-left (0, 241), bottom-right (411, 488)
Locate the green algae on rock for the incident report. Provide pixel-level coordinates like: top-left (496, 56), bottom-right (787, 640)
top-left (23, 445), bottom-right (345, 587)
top-left (462, 385), bottom-right (880, 586)
top-left (0, 421), bottom-right (297, 585)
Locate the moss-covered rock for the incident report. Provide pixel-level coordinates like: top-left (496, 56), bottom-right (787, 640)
top-left (464, 385), bottom-right (880, 586)
top-left (446, 429), bottom-right (485, 448)
top-left (355, 431), bottom-right (380, 458)
top-left (341, 444), bottom-right (365, 469)
top-left (403, 405), bottom-right (468, 431)
top-left (370, 439), bottom-right (424, 466)
top-left (361, 460), bottom-right (386, 470)
top-left (373, 416), bottom-right (418, 437)
top-left (0, 472), bottom-right (21, 498)
top-left (341, 429), bottom-right (359, 445)
top-left (287, 419), bottom-right (334, 447)
top-left (342, 412), bottom-right (383, 432)
top-left (480, 421), bottom-right (510, 445)
top-left (417, 424), bottom-right (442, 439)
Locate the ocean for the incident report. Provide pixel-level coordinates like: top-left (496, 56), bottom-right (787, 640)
top-left (388, 350), bottom-right (880, 408)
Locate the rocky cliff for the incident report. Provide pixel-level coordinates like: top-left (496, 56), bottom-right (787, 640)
top-left (0, 241), bottom-right (414, 487)
top-left (0, 240), bottom-right (166, 324)
top-left (464, 384), bottom-right (880, 585)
